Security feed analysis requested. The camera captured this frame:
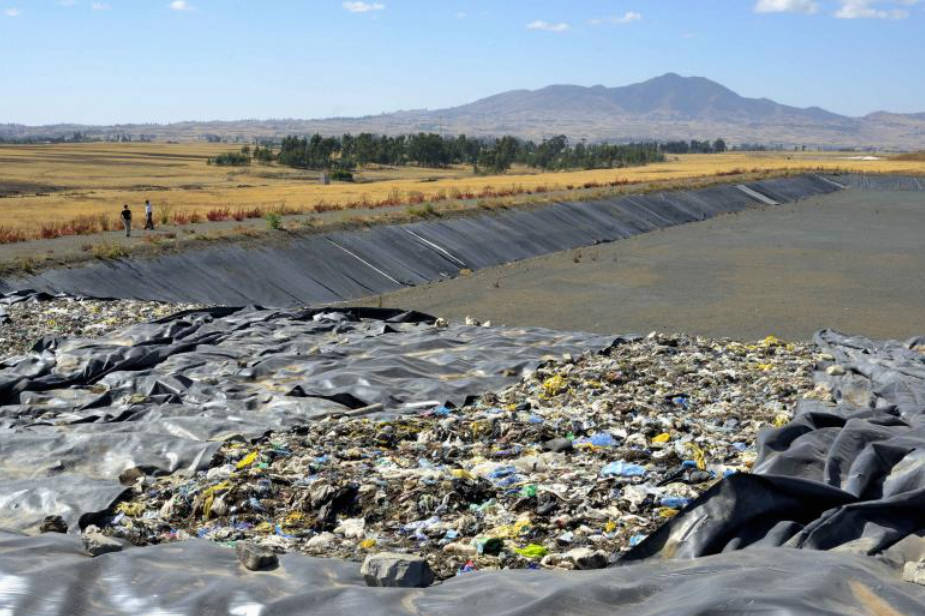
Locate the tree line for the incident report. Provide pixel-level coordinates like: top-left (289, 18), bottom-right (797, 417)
top-left (272, 133), bottom-right (669, 174)
top-left (661, 139), bottom-right (727, 154)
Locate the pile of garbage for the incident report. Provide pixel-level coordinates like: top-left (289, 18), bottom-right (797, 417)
top-left (0, 293), bottom-right (201, 358)
top-left (105, 332), bottom-right (821, 579)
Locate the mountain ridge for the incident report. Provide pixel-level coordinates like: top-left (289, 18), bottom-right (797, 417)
top-left (2, 74), bottom-right (923, 149)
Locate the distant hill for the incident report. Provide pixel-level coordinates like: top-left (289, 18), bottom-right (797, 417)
top-left (3, 74), bottom-right (923, 149)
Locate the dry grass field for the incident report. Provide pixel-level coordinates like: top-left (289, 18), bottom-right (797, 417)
top-left (1, 142), bottom-right (923, 243)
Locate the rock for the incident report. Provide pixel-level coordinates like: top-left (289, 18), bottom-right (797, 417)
top-left (82, 532), bottom-right (126, 557)
top-left (542, 437), bottom-right (573, 453)
top-left (235, 542), bottom-right (279, 571)
top-left (306, 532), bottom-right (335, 550)
top-left (903, 561), bottom-right (925, 585)
top-left (361, 552), bottom-right (435, 588)
top-left (442, 542), bottom-right (477, 557)
top-left (564, 547), bottom-right (609, 570)
top-left (39, 515), bottom-right (68, 534)
top-left (118, 467), bottom-right (145, 485)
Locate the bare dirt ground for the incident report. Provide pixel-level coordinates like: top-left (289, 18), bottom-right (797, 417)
top-left (345, 190), bottom-right (925, 341)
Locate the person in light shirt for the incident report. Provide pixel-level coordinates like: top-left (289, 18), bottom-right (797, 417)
top-left (144, 200), bottom-right (155, 230)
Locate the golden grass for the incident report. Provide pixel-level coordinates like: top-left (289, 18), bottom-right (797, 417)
top-left (892, 151), bottom-right (925, 162)
top-left (1, 143), bottom-right (923, 241)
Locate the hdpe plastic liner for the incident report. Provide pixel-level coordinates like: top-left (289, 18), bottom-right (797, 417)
top-left (0, 175), bottom-right (843, 305)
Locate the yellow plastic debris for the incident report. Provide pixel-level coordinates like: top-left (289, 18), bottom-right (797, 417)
top-left (773, 413), bottom-right (791, 427)
top-left (756, 363), bottom-right (773, 372)
top-left (450, 469), bottom-right (475, 481)
top-left (115, 502), bottom-right (144, 517)
top-left (657, 507), bottom-right (679, 518)
top-left (236, 450), bottom-right (259, 470)
top-left (684, 442), bottom-right (707, 470)
top-left (283, 511), bottom-right (307, 527)
top-left (513, 544), bottom-right (548, 559)
top-left (201, 480), bottom-right (232, 520)
top-left (514, 518), bottom-right (531, 535)
top-left (652, 433), bottom-right (671, 444)
top-left (604, 520), bottom-right (617, 533)
top-left (359, 538), bottom-right (377, 550)
top-left (542, 374), bottom-right (568, 397)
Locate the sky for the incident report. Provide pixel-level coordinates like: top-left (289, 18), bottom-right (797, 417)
top-left (1, 0), bottom-right (923, 125)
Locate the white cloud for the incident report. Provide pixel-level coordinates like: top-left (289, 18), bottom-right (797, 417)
top-left (91, 2), bottom-right (110, 10)
top-left (4, 7), bottom-right (20, 16)
top-left (834, 0), bottom-right (909, 18)
top-left (342, 1), bottom-right (384, 13)
top-left (169, 0), bottom-right (192, 11)
top-left (754, 0), bottom-right (819, 13)
top-left (590, 11), bottom-right (642, 25)
top-left (526, 20), bottom-right (569, 32)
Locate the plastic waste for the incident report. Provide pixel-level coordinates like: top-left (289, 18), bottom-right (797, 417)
top-left (601, 461), bottom-right (647, 477)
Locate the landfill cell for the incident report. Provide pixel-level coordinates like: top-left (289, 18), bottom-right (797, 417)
top-left (0, 174), bottom-right (842, 304)
top-left (363, 188), bottom-right (925, 340)
top-left (0, 299), bottom-right (922, 614)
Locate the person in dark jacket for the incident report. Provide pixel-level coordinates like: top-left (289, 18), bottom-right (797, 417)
top-left (120, 205), bottom-right (132, 237)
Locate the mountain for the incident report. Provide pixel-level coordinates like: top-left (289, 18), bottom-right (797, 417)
top-left (3, 74), bottom-right (923, 149)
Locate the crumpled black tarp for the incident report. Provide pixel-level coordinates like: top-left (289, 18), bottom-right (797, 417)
top-left (0, 302), bottom-right (614, 534)
top-left (0, 175), bottom-right (841, 305)
top-left (0, 531), bottom-right (922, 615)
top-left (623, 329), bottom-right (925, 568)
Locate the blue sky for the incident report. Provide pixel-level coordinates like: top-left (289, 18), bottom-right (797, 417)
top-left (1, 1), bottom-right (923, 125)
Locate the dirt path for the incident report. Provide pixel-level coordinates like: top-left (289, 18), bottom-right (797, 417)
top-left (344, 190), bottom-right (925, 341)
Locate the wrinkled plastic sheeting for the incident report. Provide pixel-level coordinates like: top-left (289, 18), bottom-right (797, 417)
top-left (0, 532), bottom-right (921, 616)
top-left (823, 173), bottom-right (925, 191)
top-left (0, 175), bottom-right (841, 304)
top-left (624, 328), bottom-right (925, 566)
top-left (0, 304), bottom-right (614, 533)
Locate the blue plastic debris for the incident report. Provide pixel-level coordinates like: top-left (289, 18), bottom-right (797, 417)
top-left (660, 497), bottom-right (691, 509)
top-left (488, 465), bottom-right (517, 479)
top-left (601, 461), bottom-right (646, 477)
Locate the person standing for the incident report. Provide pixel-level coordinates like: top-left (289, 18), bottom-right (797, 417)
top-left (144, 200), bottom-right (155, 230)
top-left (120, 204), bottom-right (132, 237)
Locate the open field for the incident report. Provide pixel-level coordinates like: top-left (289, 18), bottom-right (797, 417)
top-left (1, 143), bottom-right (924, 243)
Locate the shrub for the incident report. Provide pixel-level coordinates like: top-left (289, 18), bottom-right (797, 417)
top-left (159, 204), bottom-right (173, 225)
top-left (91, 241), bottom-right (128, 260)
top-left (407, 203), bottom-right (437, 218)
top-left (329, 169), bottom-right (354, 182)
top-left (0, 226), bottom-right (27, 244)
top-left (208, 152), bottom-right (251, 166)
top-left (206, 207), bottom-right (231, 221)
top-left (265, 212), bottom-right (282, 230)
